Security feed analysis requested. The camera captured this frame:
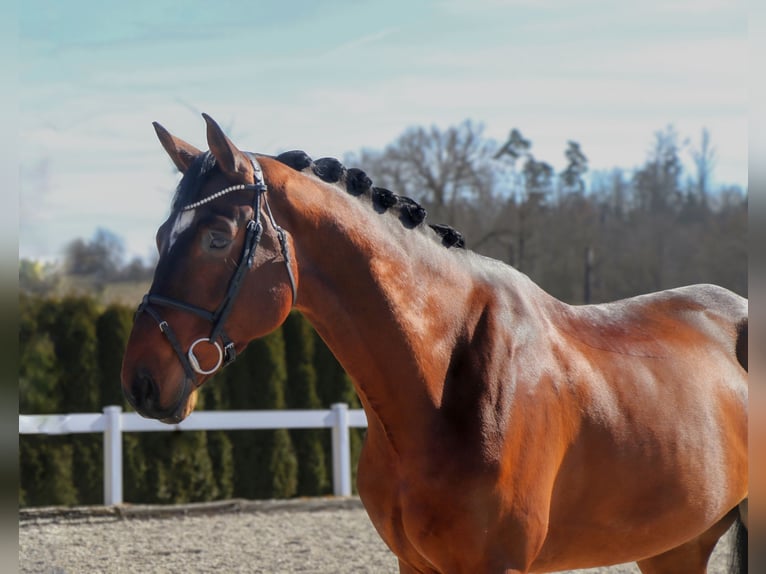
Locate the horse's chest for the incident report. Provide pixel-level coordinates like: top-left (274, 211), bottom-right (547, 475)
top-left (356, 434), bottom-right (505, 570)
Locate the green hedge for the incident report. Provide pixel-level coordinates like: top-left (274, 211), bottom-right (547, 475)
top-left (19, 294), bottom-right (362, 506)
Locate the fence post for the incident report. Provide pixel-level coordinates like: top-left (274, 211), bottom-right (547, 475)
top-left (331, 403), bottom-right (352, 496)
top-left (103, 405), bottom-right (123, 505)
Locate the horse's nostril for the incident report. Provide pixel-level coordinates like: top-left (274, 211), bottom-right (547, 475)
top-left (131, 371), bottom-right (158, 411)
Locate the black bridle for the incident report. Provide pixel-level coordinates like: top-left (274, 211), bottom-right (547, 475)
top-left (136, 153), bottom-right (297, 383)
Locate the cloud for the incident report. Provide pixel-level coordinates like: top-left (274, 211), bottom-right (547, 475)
top-left (321, 27), bottom-right (400, 57)
top-left (659, 0), bottom-right (743, 14)
top-left (443, 0), bottom-right (742, 14)
top-left (441, 0), bottom-right (602, 11)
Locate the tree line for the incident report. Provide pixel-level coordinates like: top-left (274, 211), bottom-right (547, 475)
top-left (19, 294), bottom-right (362, 506)
top-left (348, 123), bottom-right (746, 300)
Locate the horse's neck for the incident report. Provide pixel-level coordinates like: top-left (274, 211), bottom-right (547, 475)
top-left (264, 159), bottom-right (495, 451)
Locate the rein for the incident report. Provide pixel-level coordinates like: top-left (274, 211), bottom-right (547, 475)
top-left (136, 154), bottom-right (297, 382)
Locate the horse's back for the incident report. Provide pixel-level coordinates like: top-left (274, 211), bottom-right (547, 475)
top-left (559, 283), bottom-right (746, 369)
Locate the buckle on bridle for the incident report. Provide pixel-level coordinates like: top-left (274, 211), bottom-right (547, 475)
top-left (223, 341), bottom-right (236, 364)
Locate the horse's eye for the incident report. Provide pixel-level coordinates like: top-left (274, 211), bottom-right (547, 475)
top-left (207, 230), bottom-right (232, 250)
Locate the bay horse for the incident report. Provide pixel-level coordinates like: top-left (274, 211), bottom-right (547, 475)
top-left (121, 114), bottom-right (748, 573)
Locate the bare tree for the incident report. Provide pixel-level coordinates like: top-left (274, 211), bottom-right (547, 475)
top-left (379, 121), bottom-right (496, 221)
top-left (348, 121), bottom-right (508, 254)
top-left (63, 228), bottom-right (125, 284)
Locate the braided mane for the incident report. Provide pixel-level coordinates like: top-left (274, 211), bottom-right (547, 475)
top-left (170, 149), bottom-right (465, 250)
top-left (275, 150), bottom-right (465, 249)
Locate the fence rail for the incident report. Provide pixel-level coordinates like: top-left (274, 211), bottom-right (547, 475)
top-left (19, 404), bottom-right (368, 505)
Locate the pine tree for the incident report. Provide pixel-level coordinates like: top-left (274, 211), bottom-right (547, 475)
top-left (283, 312), bottom-right (329, 496)
top-left (163, 430), bottom-right (220, 503)
top-left (313, 330), bottom-right (363, 491)
top-left (225, 330), bottom-right (297, 499)
top-left (96, 304), bottom-right (133, 407)
top-left (198, 377), bottom-right (234, 500)
top-left (19, 294), bottom-right (77, 506)
top-left (45, 296), bottom-right (102, 505)
top-left (313, 331), bottom-right (360, 409)
top-left (95, 303), bottom-right (155, 502)
top-left (269, 428), bottom-right (299, 497)
top-left (19, 436), bottom-right (78, 506)
top-left (19, 294), bottom-right (59, 415)
top-left (136, 370), bottom-right (220, 503)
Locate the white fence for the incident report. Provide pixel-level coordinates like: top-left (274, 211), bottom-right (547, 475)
top-left (19, 403), bottom-right (368, 505)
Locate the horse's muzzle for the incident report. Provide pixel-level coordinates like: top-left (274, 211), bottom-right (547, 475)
top-left (126, 369), bottom-right (183, 422)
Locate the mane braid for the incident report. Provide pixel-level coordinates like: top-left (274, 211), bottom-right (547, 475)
top-left (312, 157), bottom-right (345, 183)
top-left (274, 150), bottom-right (465, 250)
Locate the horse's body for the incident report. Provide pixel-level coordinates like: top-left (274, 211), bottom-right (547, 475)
top-left (121, 116), bottom-right (748, 573)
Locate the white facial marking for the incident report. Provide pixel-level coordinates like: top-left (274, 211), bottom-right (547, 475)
top-left (168, 209), bottom-right (196, 252)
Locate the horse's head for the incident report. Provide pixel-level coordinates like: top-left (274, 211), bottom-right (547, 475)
top-left (121, 115), bottom-right (297, 423)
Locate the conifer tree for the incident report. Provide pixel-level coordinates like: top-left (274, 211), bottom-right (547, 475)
top-left (96, 304), bottom-right (133, 407)
top-left (95, 303), bottom-right (151, 502)
top-left (225, 330), bottom-right (298, 499)
top-left (19, 294), bottom-right (77, 506)
top-left (163, 430), bottom-right (220, 503)
top-left (313, 331), bottom-right (363, 491)
top-left (45, 296), bottom-right (102, 505)
top-left (19, 294), bottom-right (59, 415)
top-left (19, 436), bottom-right (78, 506)
top-left (198, 378), bottom-right (234, 500)
top-left (131, 369), bottom-right (220, 503)
top-left (283, 312), bottom-right (329, 495)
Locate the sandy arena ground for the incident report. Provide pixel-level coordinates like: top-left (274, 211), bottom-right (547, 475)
top-left (19, 498), bottom-right (735, 573)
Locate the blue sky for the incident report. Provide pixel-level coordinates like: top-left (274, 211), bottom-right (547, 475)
top-left (19, 0), bottom-right (747, 262)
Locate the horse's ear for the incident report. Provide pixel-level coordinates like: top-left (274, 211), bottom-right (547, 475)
top-left (153, 122), bottom-right (202, 173)
top-left (202, 113), bottom-right (254, 184)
